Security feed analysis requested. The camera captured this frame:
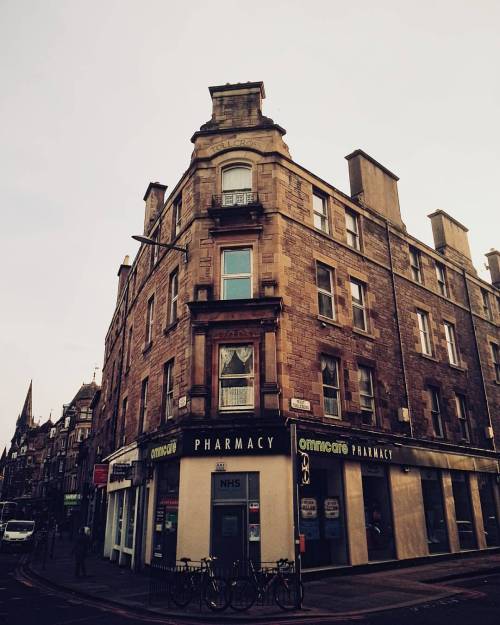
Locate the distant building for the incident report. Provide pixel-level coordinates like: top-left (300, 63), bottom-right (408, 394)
top-left (2, 382), bottom-right (52, 520)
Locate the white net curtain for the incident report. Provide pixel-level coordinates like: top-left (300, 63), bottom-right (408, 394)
top-left (220, 345), bottom-right (254, 408)
top-left (222, 166), bottom-right (253, 206)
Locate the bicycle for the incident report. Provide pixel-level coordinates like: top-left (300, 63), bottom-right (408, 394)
top-left (229, 558), bottom-right (304, 612)
top-left (169, 556), bottom-right (229, 611)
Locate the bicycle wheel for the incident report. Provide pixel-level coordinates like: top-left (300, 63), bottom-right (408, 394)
top-left (229, 576), bottom-right (257, 612)
top-left (169, 572), bottom-right (194, 608)
top-left (203, 576), bottom-right (230, 611)
top-left (273, 576), bottom-right (304, 611)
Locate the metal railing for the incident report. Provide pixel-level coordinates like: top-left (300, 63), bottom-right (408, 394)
top-left (148, 558), bottom-right (302, 613)
top-left (212, 191), bottom-right (259, 207)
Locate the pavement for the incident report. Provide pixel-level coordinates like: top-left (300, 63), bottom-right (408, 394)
top-left (23, 538), bottom-right (500, 621)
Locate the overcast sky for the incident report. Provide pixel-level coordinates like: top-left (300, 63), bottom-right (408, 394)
top-left (1, 0), bottom-right (499, 454)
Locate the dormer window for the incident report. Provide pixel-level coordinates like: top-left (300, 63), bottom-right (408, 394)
top-left (222, 165), bottom-right (252, 206)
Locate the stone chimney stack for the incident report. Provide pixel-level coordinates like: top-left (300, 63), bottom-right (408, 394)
top-left (117, 255), bottom-right (131, 303)
top-left (209, 82), bottom-right (265, 130)
top-left (486, 249), bottom-right (500, 288)
top-left (427, 210), bottom-right (476, 273)
top-left (345, 149), bottom-right (405, 230)
top-left (143, 182), bottom-right (167, 235)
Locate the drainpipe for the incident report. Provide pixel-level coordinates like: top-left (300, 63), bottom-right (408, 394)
top-left (462, 270), bottom-right (496, 453)
top-left (386, 221), bottom-right (414, 437)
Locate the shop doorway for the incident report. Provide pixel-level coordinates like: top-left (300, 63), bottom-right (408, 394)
top-left (478, 473), bottom-right (500, 547)
top-left (211, 472), bottom-right (260, 569)
top-left (299, 460), bottom-right (347, 568)
top-left (420, 469), bottom-right (449, 553)
top-left (451, 471), bottom-right (477, 550)
top-left (212, 505), bottom-right (246, 567)
top-left (361, 463), bottom-right (395, 561)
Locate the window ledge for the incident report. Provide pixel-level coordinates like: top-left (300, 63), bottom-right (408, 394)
top-left (163, 320), bottom-right (179, 336)
top-left (449, 363), bottom-right (466, 372)
top-left (317, 315), bottom-right (342, 329)
top-left (352, 327), bottom-right (375, 340)
top-left (419, 353), bottom-right (439, 363)
top-left (142, 341), bottom-right (153, 355)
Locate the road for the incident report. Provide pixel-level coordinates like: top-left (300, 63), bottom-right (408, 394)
top-left (1, 551), bottom-right (499, 625)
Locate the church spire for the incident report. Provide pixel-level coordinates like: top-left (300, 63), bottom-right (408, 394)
top-left (18, 380), bottom-right (33, 429)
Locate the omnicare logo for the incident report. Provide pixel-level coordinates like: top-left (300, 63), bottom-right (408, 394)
top-left (150, 440), bottom-right (177, 460)
top-left (298, 438), bottom-right (349, 455)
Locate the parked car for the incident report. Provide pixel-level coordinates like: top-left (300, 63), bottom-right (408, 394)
top-left (1, 520), bottom-right (36, 552)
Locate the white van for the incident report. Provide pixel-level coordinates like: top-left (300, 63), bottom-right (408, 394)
top-left (1, 520), bottom-right (35, 551)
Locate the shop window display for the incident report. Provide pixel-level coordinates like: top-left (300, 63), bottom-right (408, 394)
top-left (299, 458), bottom-right (347, 568)
top-left (420, 469), bottom-right (449, 553)
top-left (451, 471), bottom-right (477, 550)
top-left (153, 461), bottom-right (180, 565)
top-left (125, 490), bottom-right (136, 549)
top-left (361, 463), bottom-right (395, 561)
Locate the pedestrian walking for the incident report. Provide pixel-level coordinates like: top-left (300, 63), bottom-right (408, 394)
top-left (72, 527), bottom-right (89, 578)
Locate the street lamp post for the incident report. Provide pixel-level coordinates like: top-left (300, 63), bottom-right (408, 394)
top-left (131, 235), bottom-right (189, 263)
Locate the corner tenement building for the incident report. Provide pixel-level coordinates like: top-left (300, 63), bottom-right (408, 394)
top-left (95, 81), bottom-right (500, 571)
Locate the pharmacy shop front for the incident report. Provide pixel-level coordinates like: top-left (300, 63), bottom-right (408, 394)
top-left (147, 428), bottom-right (292, 568)
top-left (297, 430), bottom-right (500, 570)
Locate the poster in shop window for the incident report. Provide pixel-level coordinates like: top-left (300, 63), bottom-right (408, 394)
top-left (300, 497), bottom-right (319, 540)
top-left (248, 524), bottom-right (260, 542)
top-left (300, 497), bottom-right (318, 519)
top-left (324, 497), bottom-right (340, 519)
top-left (324, 496), bottom-right (341, 539)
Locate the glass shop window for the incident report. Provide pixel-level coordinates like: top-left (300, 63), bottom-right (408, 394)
top-left (152, 461), bottom-right (180, 566)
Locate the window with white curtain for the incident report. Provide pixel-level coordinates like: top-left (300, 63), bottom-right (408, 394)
top-left (321, 355), bottom-right (341, 418)
top-left (222, 166), bottom-right (252, 206)
top-left (219, 344), bottom-right (254, 410)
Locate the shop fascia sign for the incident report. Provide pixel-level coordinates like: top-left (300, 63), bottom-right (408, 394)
top-left (149, 438), bottom-right (179, 462)
top-left (64, 493), bottom-right (81, 506)
top-left (298, 433), bottom-right (394, 463)
top-left (184, 429), bottom-right (289, 456)
top-left (110, 462), bottom-right (132, 480)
